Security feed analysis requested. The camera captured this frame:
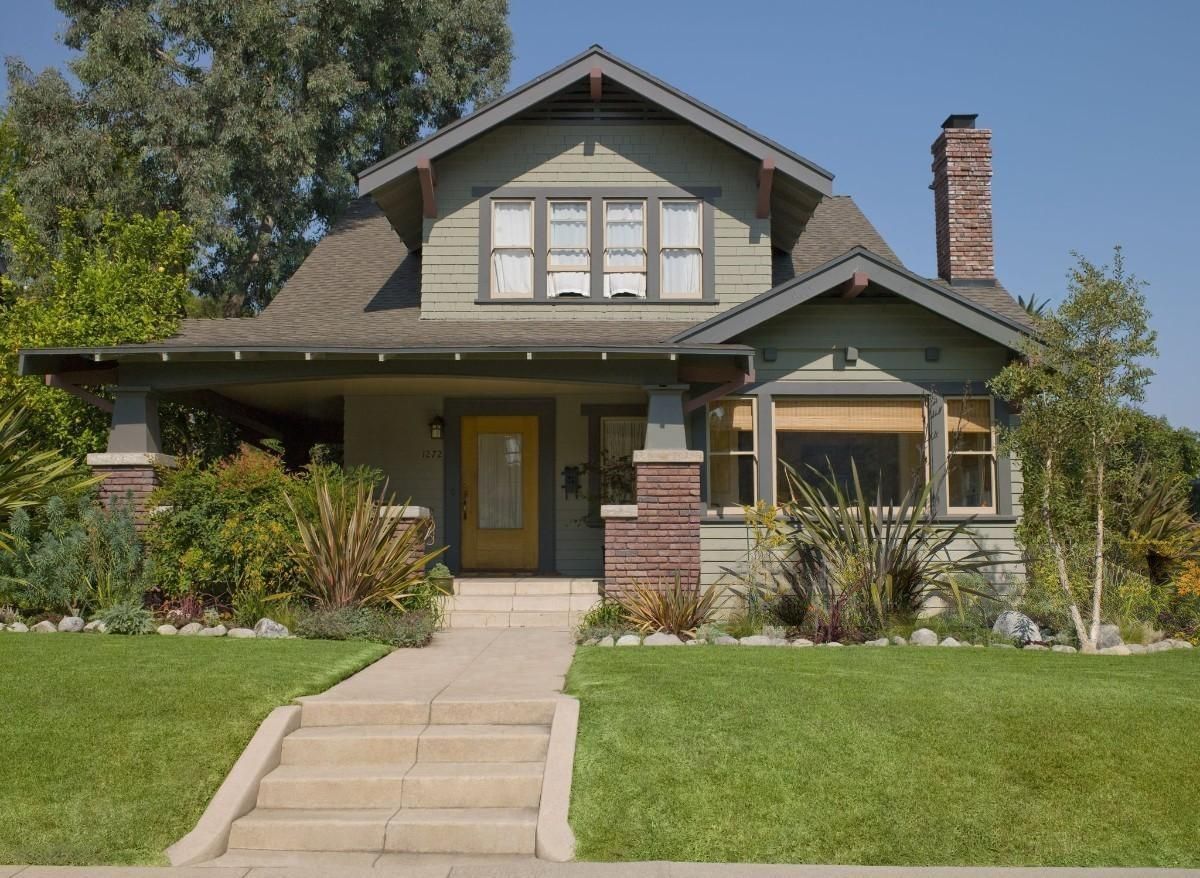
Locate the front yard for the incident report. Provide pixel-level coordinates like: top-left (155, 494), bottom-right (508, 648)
top-left (567, 646), bottom-right (1200, 867)
top-left (0, 635), bottom-right (388, 865)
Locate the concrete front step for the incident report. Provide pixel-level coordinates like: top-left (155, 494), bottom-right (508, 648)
top-left (299, 697), bottom-right (556, 728)
top-left (446, 578), bottom-right (601, 628)
top-left (282, 724), bottom-right (423, 765)
top-left (385, 807), bottom-right (538, 855)
top-left (453, 577), bottom-right (601, 596)
top-left (417, 724), bottom-right (550, 763)
top-left (257, 761), bottom-right (544, 809)
top-left (229, 808), bottom-right (392, 852)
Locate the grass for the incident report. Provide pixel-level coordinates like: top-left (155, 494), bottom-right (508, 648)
top-left (566, 646), bottom-right (1200, 866)
top-left (0, 635), bottom-right (388, 865)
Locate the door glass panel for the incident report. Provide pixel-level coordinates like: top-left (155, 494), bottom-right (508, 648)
top-left (477, 432), bottom-right (523, 529)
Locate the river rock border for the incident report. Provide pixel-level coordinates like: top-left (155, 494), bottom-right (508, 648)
top-left (0, 617), bottom-right (291, 639)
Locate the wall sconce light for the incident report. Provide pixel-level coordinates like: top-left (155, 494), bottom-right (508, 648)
top-left (428, 416), bottom-right (444, 440)
top-left (925, 347), bottom-right (941, 362)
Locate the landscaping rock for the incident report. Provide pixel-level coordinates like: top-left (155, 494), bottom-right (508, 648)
top-left (1024, 644), bottom-right (1049, 651)
top-left (714, 635), bottom-right (739, 645)
top-left (254, 618), bottom-right (289, 639)
top-left (1126, 643), bottom-right (1147, 654)
top-left (1051, 644), bottom-right (1077, 654)
top-left (686, 639), bottom-right (702, 646)
top-left (83, 620), bottom-right (103, 632)
top-left (819, 641), bottom-right (844, 647)
top-left (890, 635), bottom-right (907, 646)
top-left (615, 634), bottom-right (640, 646)
top-left (178, 622), bottom-right (203, 636)
top-left (7, 622), bottom-right (28, 633)
top-left (597, 636), bottom-right (615, 647)
top-left (1097, 624), bottom-right (1124, 649)
top-left (865, 637), bottom-right (889, 647)
top-left (198, 625), bottom-right (227, 637)
top-left (57, 616), bottom-right (85, 633)
top-left (790, 638), bottom-right (814, 647)
top-left (1098, 644), bottom-right (1131, 656)
top-left (739, 635), bottom-right (773, 646)
top-left (32, 620), bottom-right (57, 633)
top-left (1164, 638), bottom-right (1193, 650)
top-left (992, 610), bottom-right (1041, 643)
top-left (157, 624), bottom-right (178, 636)
top-left (644, 632), bottom-right (684, 646)
top-left (990, 642), bottom-right (1016, 649)
top-left (909, 628), bottom-right (938, 646)
top-left (227, 628), bottom-right (256, 638)
top-left (939, 637), bottom-right (961, 647)
top-left (1146, 641), bottom-right (1172, 654)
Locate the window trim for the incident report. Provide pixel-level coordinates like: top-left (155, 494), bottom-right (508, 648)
top-left (659, 198), bottom-right (704, 300)
top-left (944, 396), bottom-right (998, 515)
top-left (489, 197), bottom-right (535, 299)
top-left (546, 199), bottom-right (591, 298)
top-left (706, 397), bottom-right (758, 511)
top-left (476, 186), bottom-right (719, 303)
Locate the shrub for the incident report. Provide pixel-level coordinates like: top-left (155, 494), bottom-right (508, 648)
top-left (612, 575), bottom-right (722, 637)
top-left (0, 493), bottom-right (148, 615)
top-left (285, 474), bottom-right (446, 610)
top-left (98, 599), bottom-right (154, 635)
top-left (295, 606), bottom-right (435, 648)
top-left (574, 599), bottom-right (628, 642)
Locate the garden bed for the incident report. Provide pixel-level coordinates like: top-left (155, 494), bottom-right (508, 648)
top-left (0, 635), bottom-right (388, 865)
top-left (567, 645), bottom-right (1200, 866)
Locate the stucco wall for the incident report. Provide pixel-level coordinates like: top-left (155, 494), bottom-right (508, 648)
top-left (420, 121), bottom-right (769, 320)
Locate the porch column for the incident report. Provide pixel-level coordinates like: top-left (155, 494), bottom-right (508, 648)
top-left (602, 386), bottom-right (703, 592)
top-left (85, 387), bottom-right (177, 521)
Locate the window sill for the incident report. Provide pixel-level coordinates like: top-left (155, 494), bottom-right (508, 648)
top-left (701, 509), bottom-right (1018, 525)
top-left (474, 297), bottom-right (718, 305)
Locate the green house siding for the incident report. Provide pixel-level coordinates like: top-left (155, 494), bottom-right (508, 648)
top-left (420, 122), bottom-right (770, 319)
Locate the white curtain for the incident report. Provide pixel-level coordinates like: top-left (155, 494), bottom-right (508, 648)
top-left (661, 250), bottom-right (701, 297)
top-left (477, 432), bottom-right (523, 529)
top-left (661, 201), bottom-right (700, 247)
top-left (493, 201), bottom-right (532, 247)
top-left (492, 251), bottom-right (532, 296)
top-left (548, 271), bottom-right (589, 296)
top-left (604, 201), bottom-right (646, 297)
top-left (549, 202), bottom-right (588, 247)
top-left (661, 201), bottom-right (700, 297)
top-left (492, 201), bottom-right (533, 297)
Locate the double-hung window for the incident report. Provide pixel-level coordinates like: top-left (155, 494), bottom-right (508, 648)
top-left (707, 399), bottom-right (757, 507)
top-left (547, 200), bottom-right (590, 297)
top-left (945, 398), bottom-right (996, 512)
top-left (660, 200), bottom-right (703, 298)
top-left (603, 200), bottom-right (647, 298)
top-left (490, 199), bottom-right (534, 298)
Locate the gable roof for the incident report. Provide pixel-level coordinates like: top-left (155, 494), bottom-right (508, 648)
top-left (357, 46), bottom-right (834, 199)
top-left (673, 246), bottom-right (1034, 350)
top-left (773, 196), bottom-right (899, 284)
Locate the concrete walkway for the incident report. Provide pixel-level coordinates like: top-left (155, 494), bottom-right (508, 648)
top-left (4, 861), bottom-right (1200, 877)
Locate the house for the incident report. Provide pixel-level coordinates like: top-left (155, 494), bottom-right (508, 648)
top-left (20, 47), bottom-right (1032, 623)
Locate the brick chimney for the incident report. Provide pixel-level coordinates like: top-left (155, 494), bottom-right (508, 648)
top-left (931, 114), bottom-right (994, 284)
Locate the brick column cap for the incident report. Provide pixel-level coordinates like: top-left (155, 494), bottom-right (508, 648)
top-left (378, 505), bottom-right (432, 520)
top-left (632, 449), bottom-right (703, 464)
top-left (600, 504), bottom-right (638, 519)
top-left (86, 452), bottom-right (178, 468)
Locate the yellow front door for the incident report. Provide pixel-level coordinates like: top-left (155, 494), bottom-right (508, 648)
top-left (461, 415), bottom-right (539, 571)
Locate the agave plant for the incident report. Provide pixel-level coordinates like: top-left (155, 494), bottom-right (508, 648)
top-left (285, 475), bottom-right (447, 610)
top-left (1123, 465), bottom-right (1200, 584)
top-left (0, 395), bottom-right (97, 550)
top-left (1018, 293), bottom-right (1050, 318)
top-left (613, 574), bottom-right (723, 636)
top-left (779, 460), bottom-right (995, 641)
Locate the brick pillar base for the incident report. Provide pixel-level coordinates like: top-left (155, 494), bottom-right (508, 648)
top-left (602, 449), bottom-right (702, 593)
top-left (86, 452), bottom-right (178, 526)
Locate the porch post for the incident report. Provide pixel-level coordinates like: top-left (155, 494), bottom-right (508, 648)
top-left (602, 385), bottom-right (703, 593)
top-left (85, 387), bottom-right (177, 522)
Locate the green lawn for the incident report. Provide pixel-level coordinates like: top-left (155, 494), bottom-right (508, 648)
top-left (567, 646), bottom-right (1200, 866)
top-left (0, 635), bottom-right (388, 865)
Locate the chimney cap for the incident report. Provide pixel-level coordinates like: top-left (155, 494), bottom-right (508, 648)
top-left (941, 114), bottom-right (978, 130)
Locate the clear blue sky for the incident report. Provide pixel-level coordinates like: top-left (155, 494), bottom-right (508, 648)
top-left (3, 0), bottom-right (1197, 428)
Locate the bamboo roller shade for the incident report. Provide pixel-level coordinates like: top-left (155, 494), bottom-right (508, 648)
top-left (946, 398), bottom-right (992, 434)
top-left (711, 399), bottom-right (755, 431)
top-left (774, 398), bottom-right (925, 433)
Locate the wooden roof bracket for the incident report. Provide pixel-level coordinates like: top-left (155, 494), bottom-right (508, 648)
top-left (589, 66), bottom-right (602, 101)
top-left (45, 374), bottom-right (114, 414)
top-left (417, 157), bottom-right (437, 218)
top-left (840, 270), bottom-right (869, 299)
top-left (756, 157), bottom-right (775, 219)
top-left (683, 358), bottom-right (757, 414)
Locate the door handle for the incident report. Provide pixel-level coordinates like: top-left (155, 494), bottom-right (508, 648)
top-left (462, 491), bottom-right (469, 522)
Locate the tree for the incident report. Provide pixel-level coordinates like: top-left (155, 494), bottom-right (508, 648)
top-left (3, 0), bottom-right (511, 312)
top-left (992, 248), bottom-right (1158, 651)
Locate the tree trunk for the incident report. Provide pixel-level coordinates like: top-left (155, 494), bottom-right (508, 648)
top-left (1042, 449), bottom-right (1091, 650)
top-left (1089, 455), bottom-right (1106, 646)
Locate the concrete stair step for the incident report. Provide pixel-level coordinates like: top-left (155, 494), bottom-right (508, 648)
top-left (417, 724), bottom-right (549, 762)
top-left (257, 763), bottom-right (412, 809)
top-left (297, 698), bottom-right (428, 728)
top-left (281, 724), bottom-right (424, 765)
top-left (401, 761), bottom-right (544, 809)
top-left (453, 578), bottom-right (601, 596)
top-left (429, 698), bottom-right (556, 725)
top-left (384, 807), bottom-right (538, 855)
top-left (228, 808), bottom-right (392, 852)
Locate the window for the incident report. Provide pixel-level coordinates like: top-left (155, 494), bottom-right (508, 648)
top-left (603, 200), bottom-right (646, 298)
top-left (946, 398), bottom-right (996, 512)
top-left (707, 399), bottom-right (756, 507)
top-left (490, 200), bottom-right (534, 298)
top-left (547, 200), bottom-right (590, 297)
top-left (660, 200), bottom-right (702, 299)
top-left (599, 416), bottom-right (645, 504)
top-left (774, 398), bottom-right (926, 505)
